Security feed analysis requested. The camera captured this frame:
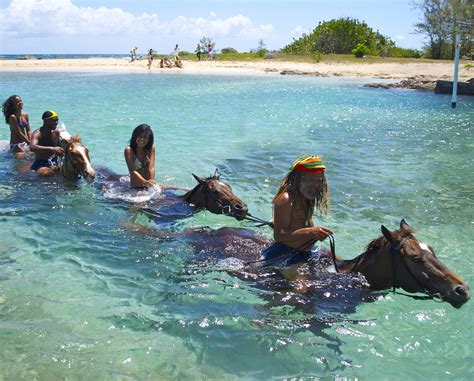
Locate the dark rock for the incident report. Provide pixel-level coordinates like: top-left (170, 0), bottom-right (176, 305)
top-left (435, 79), bottom-right (474, 95)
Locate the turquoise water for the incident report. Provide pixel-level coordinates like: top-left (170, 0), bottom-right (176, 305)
top-left (0, 71), bottom-right (473, 380)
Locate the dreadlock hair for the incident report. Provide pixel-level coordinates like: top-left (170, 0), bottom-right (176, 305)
top-left (273, 170), bottom-right (329, 220)
top-left (2, 95), bottom-right (20, 124)
top-left (130, 124), bottom-right (154, 166)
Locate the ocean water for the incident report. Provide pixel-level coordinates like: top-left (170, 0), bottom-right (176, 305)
top-left (0, 71), bottom-right (473, 380)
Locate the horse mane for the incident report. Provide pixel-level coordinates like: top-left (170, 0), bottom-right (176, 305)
top-left (70, 134), bottom-right (81, 144)
top-left (364, 228), bottom-right (416, 258)
top-left (182, 175), bottom-right (216, 202)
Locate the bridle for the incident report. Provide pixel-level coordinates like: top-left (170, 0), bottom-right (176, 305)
top-left (61, 142), bottom-right (87, 180)
top-left (186, 179), bottom-right (236, 217)
top-left (386, 236), bottom-right (441, 300)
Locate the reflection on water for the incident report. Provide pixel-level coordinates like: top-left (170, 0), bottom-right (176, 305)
top-left (0, 72), bottom-right (473, 379)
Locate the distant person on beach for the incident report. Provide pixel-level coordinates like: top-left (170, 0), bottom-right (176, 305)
top-left (124, 124), bottom-right (156, 189)
top-left (171, 44), bottom-right (180, 57)
top-left (195, 44), bottom-right (202, 61)
top-left (260, 155), bottom-right (333, 279)
top-left (147, 49), bottom-right (154, 69)
top-left (207, 43), bottom-right (213, 59)
top-left (130, 46), bottom-right (137, 62)
top-left (29, 110), bottom-right (64, 175)
top-left (174, 56), bottom-right (183, 68)
top-left (160, 58), bottom-right (174, 68)
top-left (2, 95), bottom-right (32, 157)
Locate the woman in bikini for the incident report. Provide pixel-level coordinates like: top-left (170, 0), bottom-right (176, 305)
top-left (124, 124), bottom-right (156, 189)
top-left (2, 95), bottom-right (32, 157)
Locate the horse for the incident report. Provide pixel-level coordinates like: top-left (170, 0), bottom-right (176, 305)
top-left (179, 170), bottom-right (248, 220)
top-left (98, 168), bottom-right (248, 221)
top-left (129, 219), bottom-right (470, 309)
top-left (334, 219), bottom-right (470, 308)
top-left (54, 130), bottom-right (96, 183)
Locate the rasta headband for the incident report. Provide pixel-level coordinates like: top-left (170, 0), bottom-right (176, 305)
top-left (42, 110), bottom-right (58, 120)
top-left (290, 155), bottom-right (326, 173)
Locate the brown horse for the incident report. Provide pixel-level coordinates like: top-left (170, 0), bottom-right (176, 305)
top-left (335, 219), bottom-right (470, 308)
top-left (179, 170), bottom-right (248, 220)
top-left (130, 219), bottom-right (470, 308)
top-left (97, 168), bottom-right (248, 221)
top-left (54, 130), bottom-right (96, 183)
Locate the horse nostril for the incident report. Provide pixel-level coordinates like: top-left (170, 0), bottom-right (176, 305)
top-left (455, 285), bottom-right (468, 297)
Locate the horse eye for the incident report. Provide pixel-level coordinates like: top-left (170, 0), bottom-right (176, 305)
top-left (411, 256), bottom-right (422, 263)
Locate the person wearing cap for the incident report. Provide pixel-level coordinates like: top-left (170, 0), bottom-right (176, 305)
top-left (30, 110), bottom-right (64, 175)
top-left (260, 155), bottom-right (333, 278)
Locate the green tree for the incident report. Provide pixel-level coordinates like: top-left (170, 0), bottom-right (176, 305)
top-left (199, 36), bottom-right (216, 53)
top-left (413, 0), bottom-right (473, 59)
top-left (281, 18), bottom-right (395, 56)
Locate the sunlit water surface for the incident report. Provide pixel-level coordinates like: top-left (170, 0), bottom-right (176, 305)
top-left (0, 71), bottom-right (473, 380)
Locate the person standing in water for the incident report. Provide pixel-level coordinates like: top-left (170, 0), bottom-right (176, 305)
top-left (2, 95), bottom-right (32, 157)
top-left (29, 110), bottom-right (64, 175)
top-left (124, 124), bottom-right (156, 188)
top-left (260, 155), bottom-right (333, 279)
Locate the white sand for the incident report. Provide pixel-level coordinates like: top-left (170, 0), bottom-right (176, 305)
top-left (1, 57), bottom-right (472, 81)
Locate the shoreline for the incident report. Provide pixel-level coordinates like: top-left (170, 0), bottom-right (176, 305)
top-left (1, 57), bottom-right (472, 81)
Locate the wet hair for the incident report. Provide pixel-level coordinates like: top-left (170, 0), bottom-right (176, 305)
top-left (273, 170), bottom-right (329, 218)
top-left (130, 124), bottom-right (154, 165)
top-left (2, 95), bottom-right (20, 124)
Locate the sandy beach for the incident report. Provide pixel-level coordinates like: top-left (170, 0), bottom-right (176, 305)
top-left (1, 57), bottom-right (472, 81)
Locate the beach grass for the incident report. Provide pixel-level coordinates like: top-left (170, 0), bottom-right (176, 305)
top-left (179, 52), bottom-right (460, 65)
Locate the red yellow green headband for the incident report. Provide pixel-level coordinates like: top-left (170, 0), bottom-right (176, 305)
top-left (290, 155), bottom-right (326, 173)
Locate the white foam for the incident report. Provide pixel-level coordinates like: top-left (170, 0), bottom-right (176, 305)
top-left (102, 179), bottom-right (162, 203)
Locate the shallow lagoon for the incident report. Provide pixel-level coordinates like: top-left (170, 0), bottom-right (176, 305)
top-left (0, 71), bottom-right (473, 379)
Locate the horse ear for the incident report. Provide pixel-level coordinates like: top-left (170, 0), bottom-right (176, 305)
top-left (381, 225), bottom-right (393, 242)
top-left (71, 134), bottom-right (81, 143)
top-left (400, 219), bottom-right (410, 230)
top-left (192, 173), bottom-right (205, 184)
top-left (213, 168), bottom-right (220, 180)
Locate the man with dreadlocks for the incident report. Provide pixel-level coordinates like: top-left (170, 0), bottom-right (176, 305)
top-left (260, 155), bottom-right (333, 278)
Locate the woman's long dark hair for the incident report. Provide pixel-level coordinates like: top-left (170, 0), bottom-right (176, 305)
top-left (130, 124), bottom-right (154, 165)
top-left (2, 95), bottom-right (20, 124)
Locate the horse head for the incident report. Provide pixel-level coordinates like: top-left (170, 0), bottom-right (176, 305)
top-left (182, 169), bottom-right (248, 220)
top-left (348, 219), bottom-right (470, 308)
top-left (60, 134), bottom-right (96, 183)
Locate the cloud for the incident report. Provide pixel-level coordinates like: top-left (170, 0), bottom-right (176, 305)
top-left (290, 26), bottom-right (307, 38)
top-left (0, 0), bottom-right (273, 40)
top-left (395, 35), bottom-right (406, 41)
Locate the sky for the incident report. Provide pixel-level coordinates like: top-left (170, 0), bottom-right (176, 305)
top-left (0, 0), bottom-right (426, 54)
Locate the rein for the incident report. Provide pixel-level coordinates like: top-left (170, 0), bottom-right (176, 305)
top-left (389, 236), bottom-right (441, 301)
top-left (61, 144), bottom-right (83, 180)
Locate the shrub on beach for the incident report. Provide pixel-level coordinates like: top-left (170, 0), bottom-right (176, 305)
top-left (352, 43), bottom-right (369, 58)
top-left (281, 17), bottom-right (395, 56)
top-left (221, 47), bottom-right (238, 54)
top-left (387, 47), bottom-right (424, 58)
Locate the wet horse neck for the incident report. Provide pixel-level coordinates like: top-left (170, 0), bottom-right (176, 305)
top-left (336, 246), bottom-right (394, 290)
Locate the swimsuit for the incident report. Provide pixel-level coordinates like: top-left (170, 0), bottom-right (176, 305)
top-left (31, 156), bottom-right (60, 172)
top-left (258, 242), bottom-right (320, 268)
top-left (10, 116), bottom-right (29, 151)
top-left (134, 158), bottom-right (143, 170)
top-left (10, 142), bottom-right (28, 151)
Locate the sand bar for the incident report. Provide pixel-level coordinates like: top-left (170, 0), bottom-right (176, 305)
top-left (1, 57), bottom-right (472, 81)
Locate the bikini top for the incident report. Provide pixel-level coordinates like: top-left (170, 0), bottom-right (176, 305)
top-left (16, 115), bottom-right (27, 131)
top-left (134, 158), bottom-right (143, 170)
